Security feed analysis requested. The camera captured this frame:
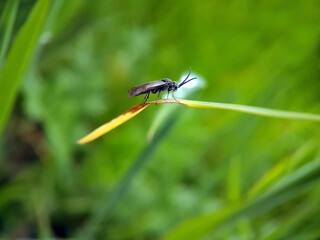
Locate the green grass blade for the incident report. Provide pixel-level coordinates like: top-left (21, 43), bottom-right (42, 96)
top-left (248, 140), bottom-right (316, 199)
top-left (178, 99), bottom-right (320, 121)
top-left (162, 158), bottom-right (320, 240)
top-left (0, 0), bottom-right (51, 134)
top-left (77, 113), bottom-right (181, 239)
top-left (149, 99), bottom-right (320, 122)
top-left (262, 200), bottom-right (317, 240)
top-left (227, 156), bottom-right (242, 203)
top-left (0, 0), bottom-right (19, 67)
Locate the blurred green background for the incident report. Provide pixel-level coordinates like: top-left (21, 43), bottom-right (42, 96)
top-left (1, 0), bottom-right (320, 239)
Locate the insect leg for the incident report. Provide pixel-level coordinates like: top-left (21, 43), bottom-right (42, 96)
top-left (172, 91), bottom-right (178, 102)
top-left (167, 90), bottom-right (170, 99)
top-left (146, 92), bottom-right (150, 102)
top-left (143, 92), bottom-right (150, 104)
top-left (156, 90), bottom-right (162, 103)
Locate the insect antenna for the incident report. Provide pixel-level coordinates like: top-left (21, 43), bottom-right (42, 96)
top-left (178, 67), bottom-right (197, 88)
top-left (178, 77), bottom-right (197, 88)
top-left (183, 67), bottom-right (192, 83)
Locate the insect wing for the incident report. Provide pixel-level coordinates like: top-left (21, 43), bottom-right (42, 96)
top-left (128, 80), bottom-right (167, 97)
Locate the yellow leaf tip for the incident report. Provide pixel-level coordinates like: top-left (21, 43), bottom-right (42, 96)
top-left (77, 138), bottom-right (87, 145)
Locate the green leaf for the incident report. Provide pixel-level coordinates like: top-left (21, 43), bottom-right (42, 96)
top-left (0, 0), bottom-right (19, 67)
top-left (0, 0), bottom-right (51, 134)
top-left (227, 156), bottom-right (242, 202)
top-left (162, 158), bottom-right (320, 240)
top-left (177, 99), bottom-right (320, 122)
top-left (78, 99), bottom-right (320, 144)
top-left (248, 140), bottom-right (316, 199)
top-left (77, 111), bottom-right (181, 239)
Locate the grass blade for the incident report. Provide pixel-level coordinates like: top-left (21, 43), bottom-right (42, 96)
top-left (163, 158), bottom-right (320, 240)
top-left (149, 99), bottom-right (320, 121)
top-left (0, 0), bottom-right (51, 134)
top-left (78, 111), bottom-right (180, 239)
top-left (78, 99), bottom-right (320, 144)
top-left (0, 0), bottom-right (19, 67)
top-left (248, 140), bottom-right (316, 199)
top-left (77, 103), bottom-right (149, 144)
top-left (177, 99), bottom-right (320, 121)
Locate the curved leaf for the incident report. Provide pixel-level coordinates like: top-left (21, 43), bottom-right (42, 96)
top-left (177, 99), bottom-right (320, 121)
top-left (77, 103), bottom-right (149, 144)
top-left (0, 0), bottom-right (19, 67)
top-left (78, 99), bottom-right (320, 144)
top-left (0, 0), bottom-right (51, 134)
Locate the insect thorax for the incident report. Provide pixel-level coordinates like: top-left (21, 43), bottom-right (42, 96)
top-left (161, 78), bottom-right (178, 91)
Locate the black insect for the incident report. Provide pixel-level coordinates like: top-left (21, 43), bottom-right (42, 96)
top-left (128, 69), bottom-right (197, 103)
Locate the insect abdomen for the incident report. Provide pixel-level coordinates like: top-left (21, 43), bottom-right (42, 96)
top-left (128, 87), bottom-right (150, 97)
top-left (128, 79), bottom-right (169, 97)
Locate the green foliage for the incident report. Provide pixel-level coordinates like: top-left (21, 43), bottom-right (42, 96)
top-left (163, 158), bottom-right (320, 239)
top-left (0, 0), bottom-right (18, 67)
top-left (0, 0), bottom-right (50, 134)
top-left (1, 0), bottom-right (320, 239)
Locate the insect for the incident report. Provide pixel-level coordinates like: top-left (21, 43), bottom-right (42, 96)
top-left (128, 68), bottom-right (197, 103)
